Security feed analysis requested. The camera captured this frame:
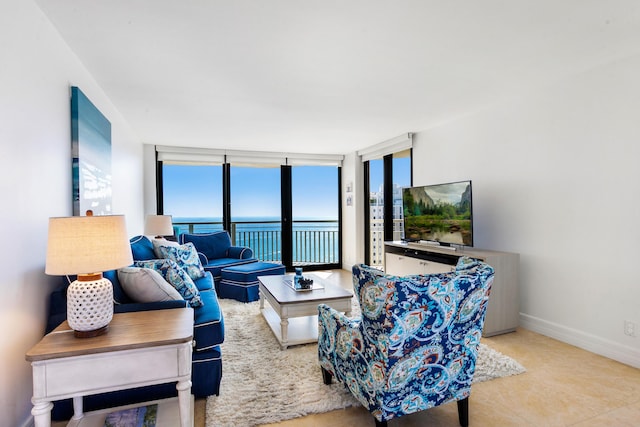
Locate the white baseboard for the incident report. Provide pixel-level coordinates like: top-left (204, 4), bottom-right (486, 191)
top-left (520, 313), bottom-right (640, 369)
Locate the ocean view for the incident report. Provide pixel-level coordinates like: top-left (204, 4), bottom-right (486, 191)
top-left (173, 217), bottom-right (339, 264)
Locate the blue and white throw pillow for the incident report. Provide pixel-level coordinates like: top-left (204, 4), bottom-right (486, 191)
top-left (156, 241), bottom-right (205, 281)
top-left (134, 259), bottom-right (204, 308)
top-left (151, 238), bottom-right (181, 258)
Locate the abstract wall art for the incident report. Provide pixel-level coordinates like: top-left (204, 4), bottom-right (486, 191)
top-left (71, 86), bottom-right (112, 216)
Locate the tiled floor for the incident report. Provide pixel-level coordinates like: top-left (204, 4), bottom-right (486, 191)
top-left (198, 269), bottom-right (640, 426)
top-left (55, 269), bottom-right (640, 426)
top-left (193, 327), bottom-right (640, 427)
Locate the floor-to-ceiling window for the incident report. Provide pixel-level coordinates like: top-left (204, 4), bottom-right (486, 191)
top-left (161, 163), bottom-right (223, 234)
top-left (156, 147), bottom-right (343, 270)
top-left (230, 165), bottom-right (282, 262)
top-left (367, 159), bottom-right (385, 267)
top-left (392, 150), bottom-right (412, 241)
top-left (291, 165), bottom-right (340, 267)
top-left (359, 135), bottom-right (413, 268)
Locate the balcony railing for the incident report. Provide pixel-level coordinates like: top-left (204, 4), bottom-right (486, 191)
top-left (172, 219), bottom-right (339, 266)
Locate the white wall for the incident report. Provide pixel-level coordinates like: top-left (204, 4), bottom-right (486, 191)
top-left (412, 54), bottom-right (640, 368)
top-left (0, 1), bottom-right (144, 425)
top-left (340, 152), bottom-right (365, 270)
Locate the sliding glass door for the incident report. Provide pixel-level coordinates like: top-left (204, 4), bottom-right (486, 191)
top-left (230, 165), bottom-right (282, 262)
top-left (160, 159), bottom-right (342, 270)
top-left (162, 164), bottom-right (223, 234)
top-left (291, 165), bottom-right (340, 268)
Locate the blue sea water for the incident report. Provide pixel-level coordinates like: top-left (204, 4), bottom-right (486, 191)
top-left (173, 217), bottom-right (339, 263)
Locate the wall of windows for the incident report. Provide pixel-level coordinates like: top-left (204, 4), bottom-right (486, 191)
top-left (157, 150), bottom-right (342, 270)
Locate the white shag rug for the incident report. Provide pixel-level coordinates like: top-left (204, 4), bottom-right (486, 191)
top-left (206, 298), bottom-right (526, 427)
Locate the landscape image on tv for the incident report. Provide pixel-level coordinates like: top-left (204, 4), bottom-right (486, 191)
top-left (402, 180), bottom-right (472, 246)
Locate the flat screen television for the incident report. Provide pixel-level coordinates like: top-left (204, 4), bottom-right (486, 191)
top-left (402, 180), bottom-right (473, 247)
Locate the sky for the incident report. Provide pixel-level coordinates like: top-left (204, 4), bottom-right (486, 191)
top-left (162, 156), bottom-right (411, 220)
top-left (162, 164), bottom-right (339, 219)
top-left (368, 156), bottom-right (411, 193)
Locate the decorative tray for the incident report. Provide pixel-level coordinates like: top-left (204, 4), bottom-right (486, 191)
top-left (283, 277), bottom-right (324, 292)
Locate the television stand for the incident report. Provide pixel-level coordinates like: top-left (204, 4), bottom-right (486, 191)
top-left (417, 240), bottom-right (458, 251)
top-left (384, 241), bottom-right (519, 337)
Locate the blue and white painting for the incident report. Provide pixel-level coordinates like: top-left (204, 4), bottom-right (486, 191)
top-left (71, 86), bottom-right (112, 216)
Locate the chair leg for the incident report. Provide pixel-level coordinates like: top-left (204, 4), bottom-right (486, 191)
top-left (457, 397), bottom-right (469, 427)
top-left (321, 367), bottom-right (332, 385)
top-left (374, 418), bottom-right (387, 427)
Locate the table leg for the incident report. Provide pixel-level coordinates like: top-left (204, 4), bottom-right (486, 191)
top-left (259, 290), bottom-right (264, 309)
top-left (71, 396), bottom-right (83, 419)
top-left (280, 317), bottom-right (289, 350)
top-left (31, 400), bottom-right (53, 427)
top-left (176, 379), bottom-right (192, 427)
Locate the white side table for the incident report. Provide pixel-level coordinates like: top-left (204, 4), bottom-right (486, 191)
top-left (26, 308), bottom-right (194, 427)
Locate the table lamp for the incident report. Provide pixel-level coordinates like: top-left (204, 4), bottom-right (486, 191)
top-left (45, 214), bottom-right (133, 338)
top-left (144, 214), bottom-right (174, 238)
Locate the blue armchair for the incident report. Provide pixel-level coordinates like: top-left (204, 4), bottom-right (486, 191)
top-left (318, 257), bottom-right (494, 427)
top-left (179, 231), bottom-right (256, 287)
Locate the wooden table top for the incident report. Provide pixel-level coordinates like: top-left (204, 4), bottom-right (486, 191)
top-left (258, 273), bottom-right (353, 304)
top-left (26, 308), bottom-right (194, 362)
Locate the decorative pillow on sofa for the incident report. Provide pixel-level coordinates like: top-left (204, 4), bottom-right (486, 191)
top-left (129, 235), bottom-right (156, 261)
top-left (156, 242), bottom-right (205, 281)
top-left (117, 267), bottom-right (183, 303)
top-left (134, 259), bottom-right (204, 308)
top-left (151, 238), bottom-right (181, 258)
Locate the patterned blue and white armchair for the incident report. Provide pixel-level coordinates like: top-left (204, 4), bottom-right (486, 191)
top-left (318, 257), bottom-right (494, 427)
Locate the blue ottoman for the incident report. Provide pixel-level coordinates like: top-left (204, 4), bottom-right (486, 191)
top-left (219, 262), bottom-right (286, 302)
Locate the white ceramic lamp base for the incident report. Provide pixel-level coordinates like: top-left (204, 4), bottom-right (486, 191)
top-left (67, 273), bottom-right (114, 338)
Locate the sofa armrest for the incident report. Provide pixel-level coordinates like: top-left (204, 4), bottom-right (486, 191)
top-left (48, 284), bottom-right (68, 318)
top-left (227, 246), bottom-right (254, 259)
top-left (114, 300), bottom-right (188, 313)
top-left (46, 280), bottom-right (70, 333)
top-left (197, 252), bottom-right (209, 265)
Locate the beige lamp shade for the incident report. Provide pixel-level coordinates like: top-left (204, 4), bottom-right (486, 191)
top-left (45, 215), bottom-right (133, 275)
top-left (144, 214), bottom-right (174, 236)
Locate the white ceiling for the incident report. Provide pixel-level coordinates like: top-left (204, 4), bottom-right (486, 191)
top-left (34, 0), bottom-right (640, 155)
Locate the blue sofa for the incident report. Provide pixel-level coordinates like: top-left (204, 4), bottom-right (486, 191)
top-left (46, 235), bottom-right (228, 420)
top-left (179, 231), bottom-right (257, 288)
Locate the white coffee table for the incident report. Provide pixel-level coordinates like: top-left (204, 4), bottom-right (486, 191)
top-left (258, 273), bottom-right (353, 350)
